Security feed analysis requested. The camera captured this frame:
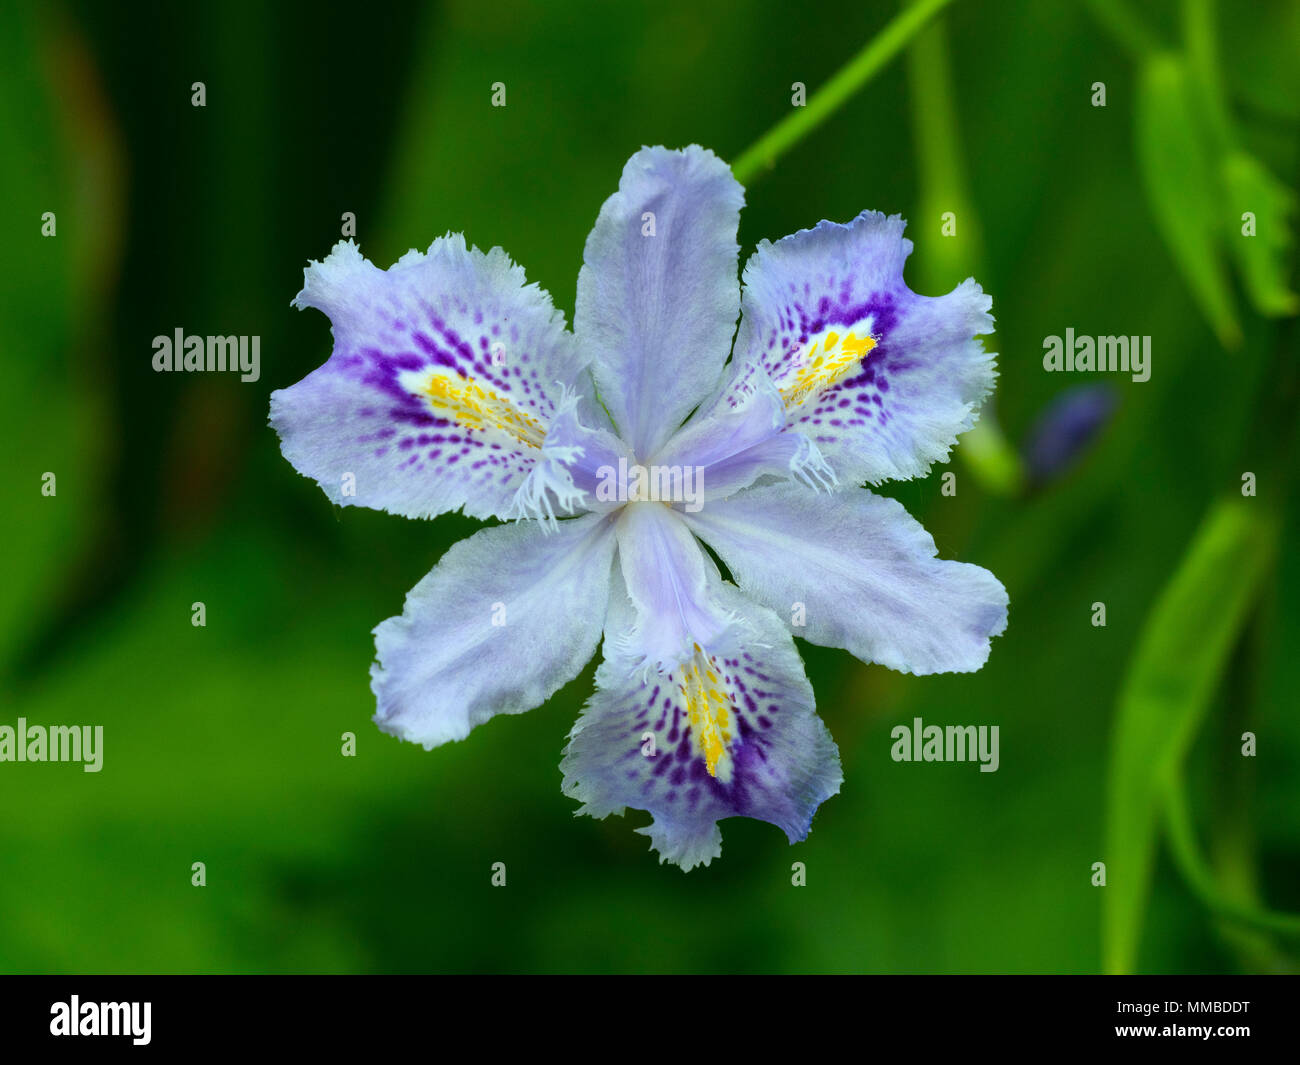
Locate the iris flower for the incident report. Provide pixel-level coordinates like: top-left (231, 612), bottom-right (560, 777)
top-left (271, 145), bottom-right (1007, 870)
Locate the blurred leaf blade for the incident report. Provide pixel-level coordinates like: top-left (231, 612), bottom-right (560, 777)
top-left (1134, 53), bottom-right (1241, 349)
top-left (0, 4), bottom-right (119, 676)
top-left (1221, 151), bottom-right (1299, 318)
top-left (1103, 498), bottom-right (1279, 973)
top-left (1161, 769), bottom-right (1300, 942)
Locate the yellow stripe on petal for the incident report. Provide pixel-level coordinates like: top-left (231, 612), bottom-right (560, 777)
top-left (679, 644), bottom-right (735, 780)
top-left (778, 326), bottom-right (876, 412)
top-left (421, 367), bottom-right (546, 449)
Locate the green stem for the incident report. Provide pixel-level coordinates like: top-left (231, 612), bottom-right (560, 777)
top-left (1163, 770), bottom-right (1300, 939)
top-left (1082, 0), bottom-right (1162, 58)
top-left (902, 7), bottom-right (1025, 497)
top-left (905, 11), bottom-right (967, 237)
top-left (732, 0), bottom-right (956, 185)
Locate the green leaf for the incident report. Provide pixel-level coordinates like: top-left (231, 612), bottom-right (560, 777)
top-left (1221, 151), bottom-right (1299, 318)
top-left (0, 6), bottom-right (116, 671)
top-left (1134, 54), bottom-right (1241, 349)
top-left (1220, 0), bottom-right (1300, 122)
top-left (1103, 498), bottom-right (1278, 973)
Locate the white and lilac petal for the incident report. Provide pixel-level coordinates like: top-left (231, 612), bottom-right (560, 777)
top-left (575, 146), bottom-right (744, 458)
top-left (527, 389), bottom-right (637, 516)
top-left (271, 236), bottom-right (583, 520)
top-left (562, 577), bottom-right (842, 871)
top-left (506, 388), bottom-right (634, 525)
top-left (651, 362), bottom-right (836, 501)
top-left (371, 512), bottom-right (616, 748)
top-left (682, 483), bottom-right (1008, 675)
top-left (734, 211), bottom-right (996, 485)
top-left (611, 502), bottom-right (734, 674)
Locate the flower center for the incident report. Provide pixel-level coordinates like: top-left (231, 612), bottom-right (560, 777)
top-left (679, 644), bottom-right (734, 779)
top-left (778, 326), bottom-right (876, 412)
top-left (420, 367), bottom-right (547, 449)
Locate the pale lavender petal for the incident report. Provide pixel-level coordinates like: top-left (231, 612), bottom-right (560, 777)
top-left (562, 573), bottom-right (842, 871)
top-left (575, 146), bottom-right (744, 457)
top-left (506, 388), bottom-right (634, 524)
top-left (537, 391), bottom-right (637, 512)
top-left (650, 361), bottom-right (835, 501)
top-left (733, 211), bottom-right (997, 485)
top-left (371, 512), bottom-right (616, 748)
top-left (683, 483), bottom-right (1008, 675)
top-left (271, 236), bottom-right (582, 520)
top-left (611, 502), bottom-right (732, 673)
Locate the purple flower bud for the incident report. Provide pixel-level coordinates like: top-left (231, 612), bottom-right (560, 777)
top-left (1022, 384), bottom-right (1118, 487)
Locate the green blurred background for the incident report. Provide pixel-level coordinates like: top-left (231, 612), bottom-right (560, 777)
top-left (2, 0), bottom-right (1298, 973)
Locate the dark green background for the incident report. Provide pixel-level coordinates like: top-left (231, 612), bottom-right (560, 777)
top-left (2, 0), bottom-right (1297, 973)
